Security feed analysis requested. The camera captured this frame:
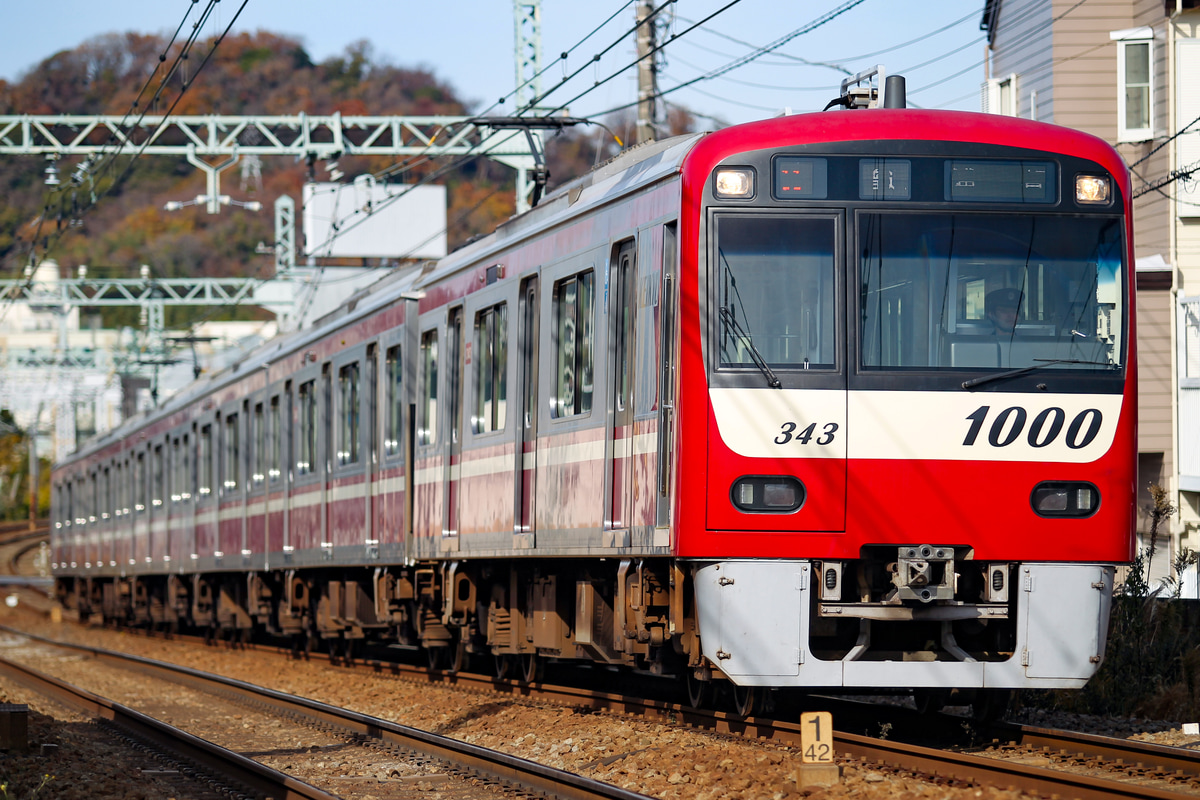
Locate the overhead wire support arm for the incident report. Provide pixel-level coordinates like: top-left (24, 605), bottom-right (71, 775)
top-left (467, 116), bottom-right (588, 208)
top-left (0, 114), bottom-right (538, 159)
top-left (0, 275), bottom-right (295, 309)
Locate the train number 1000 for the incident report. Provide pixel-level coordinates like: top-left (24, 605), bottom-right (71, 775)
top-left (962, 405), bottom-right (1102, 449)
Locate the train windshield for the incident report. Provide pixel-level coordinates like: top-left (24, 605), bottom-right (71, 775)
top-left (715, 214), bottom-right (838, 370)
top-left (859, 212), bottom-right (1124, 373)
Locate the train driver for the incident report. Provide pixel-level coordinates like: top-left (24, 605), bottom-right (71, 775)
top-left (985, 288), bottom-right (1022, 336)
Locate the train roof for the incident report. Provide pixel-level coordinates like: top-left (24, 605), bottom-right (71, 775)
top-left (58, 131), bottom-right (707, 469)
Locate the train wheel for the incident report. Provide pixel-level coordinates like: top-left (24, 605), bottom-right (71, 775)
top-left (732, 685), bottom-right (759, 718)
top-left (492, 654), bottom-right (512, 681)
top-left (520, 653), bottom-right (543, 684)
top-left (686, 672), bottom-right (712, 709)
top-left (972, 689), bottom-right (1013, 722)
top-left (448, 638), bottom-right (468, 674)
top-left (913, 688), bottom-right (948, 715)
top-left (290, 631), bottom-right (314, 660)
top-left (426, 644), bottom-right (448, 671)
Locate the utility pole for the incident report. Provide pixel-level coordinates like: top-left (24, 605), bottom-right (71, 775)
top-left (636, 1), bottom-right (658, 144)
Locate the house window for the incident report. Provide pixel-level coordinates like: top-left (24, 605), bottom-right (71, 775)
top-left (983, 74), bottom-right (1017, 117)
top-left (1112, 28), bottom-right (1154, 142)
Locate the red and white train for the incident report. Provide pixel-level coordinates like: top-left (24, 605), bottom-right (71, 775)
top-left (51, 89), bottom-right (1136, 715)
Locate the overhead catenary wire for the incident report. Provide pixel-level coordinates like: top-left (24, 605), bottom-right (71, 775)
top-left (579, 0), bottom-right (867, 120)
top-left (3, 1), bottom-right (247, 329)
top-left (4, 0), bottom-right (238, 328)
top-left (908, 0), bottom-right (1089, 96)
top-left (17, 0), bottom-right (219, 273)
top-left (311, 1), bottom-right (673, 253)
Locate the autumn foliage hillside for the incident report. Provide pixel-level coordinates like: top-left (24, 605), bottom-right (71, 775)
top-left (0, 30), bottom-right (700, 327)
top-left (0, 32), bottom-right (554, 324)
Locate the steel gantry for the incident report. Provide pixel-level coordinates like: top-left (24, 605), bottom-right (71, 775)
top-left (0, 113), bottom-right (544, 213)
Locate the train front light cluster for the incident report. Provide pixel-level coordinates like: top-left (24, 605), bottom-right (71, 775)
top-left (1031, 481), bottom-right (1099, 518)
top-left (714, 168), bottom-right (755, 199)
top-left (1075, 175), bottom-right (1111, 204)
top-left (731, 475), bottom-right (804, 513)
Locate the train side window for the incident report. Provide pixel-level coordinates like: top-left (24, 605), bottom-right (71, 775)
top-left (552, 270), bottom-right (595, 418)
top-left (298, 380), bottom-right (316, 475)
top-left (336, 362), bottom-right (361, 466)
top-left (170, 439), bottom-right (181, 503)
top-left (101, 467), bottom-right (110, 521)
top-left (76, 475), bottom-right (86, 526)
top-left (269, 396), bottom-right (282, 483)
top-left (418, 331), bottom-right (438, 446)
top-left (198, 426), bottom-right (212, 498)
top-left (473, 303), bottom-right (508, 434)
top-left (384, 345), bottom-right (403, 456)
top-left (133, 451), bottom-right (146, 512)
top-left (181, 434), bottom-right (191, 501)
top-left (152, 444), bottom-right (165, 509)
top-left (251, 403), bottom-right (265, 488)
top-left (223, 414), bottom-right (240, 493)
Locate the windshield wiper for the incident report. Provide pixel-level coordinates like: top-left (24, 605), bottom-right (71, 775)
top-left (719, 306), bottom-right (781, 389)
top-left (962, 359), bottom-right (1117, 390)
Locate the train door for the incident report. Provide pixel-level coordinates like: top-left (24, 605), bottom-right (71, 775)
top-left (514, 275), bottom-right (539, 547)
top-left (364, 343), bottom-right (378, 556)
top-left (266, 387), bottom-right (286, 557)
top-left (179, 430), bottom-right (195, 567)
top-left (656, 223), bottom-right (678, 534)
top-left (291, 366), bottom-right (324, 556)
top-left (247, 396), bottom-right (267, 561)
top-left (607, 240), bottom-right (636, 537)
top-left (442, 306), bottom-right (464, 549)
top-left (705, 210), bottom-right (847, 533)
top-left (331, 348), bottom-right (368, 551)
top-left (100, 464), bottom-right (112, 570)
top-left (413, 321), bottom-right (443, 553)
top-left (378, 324), bottom-right (410, 557)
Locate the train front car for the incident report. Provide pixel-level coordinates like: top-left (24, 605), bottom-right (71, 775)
top-left (676, 110), bottom-right (1135, 705)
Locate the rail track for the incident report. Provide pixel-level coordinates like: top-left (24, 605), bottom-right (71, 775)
top-left (0, 652), bottom-right (341, 800)
top-left (0, 631), bottom-right (659, 800)
top-left (6, 621), bottom-right (1200, 800)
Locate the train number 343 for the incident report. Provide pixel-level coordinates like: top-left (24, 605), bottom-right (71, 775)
top-left (962, 405), bottom-right (1102, 449)
top-left (774, 421), bottom-right (839, 446)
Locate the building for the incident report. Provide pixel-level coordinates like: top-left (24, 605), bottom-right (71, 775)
top-left (981, 0), bottom-right (1200, 589)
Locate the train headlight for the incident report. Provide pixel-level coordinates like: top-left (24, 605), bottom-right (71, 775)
top-left (731, 476), bottom-right (804, 513)
top-left (1031, 481), bottom-right (1099, 518)
top-left (714, 167), bottom-right (755, 199)
top-left (1075, 175), bottom-right (1111, 204)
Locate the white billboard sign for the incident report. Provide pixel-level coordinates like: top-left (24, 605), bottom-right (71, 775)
top-left (303, 179), bottom-right (447, 259)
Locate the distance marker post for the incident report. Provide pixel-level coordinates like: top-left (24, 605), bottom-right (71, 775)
top-left (796, 711), bottom-right (840, 787)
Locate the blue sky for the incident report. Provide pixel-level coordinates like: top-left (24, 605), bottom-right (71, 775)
top-left (0, 0), bottom-right (988, 126)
